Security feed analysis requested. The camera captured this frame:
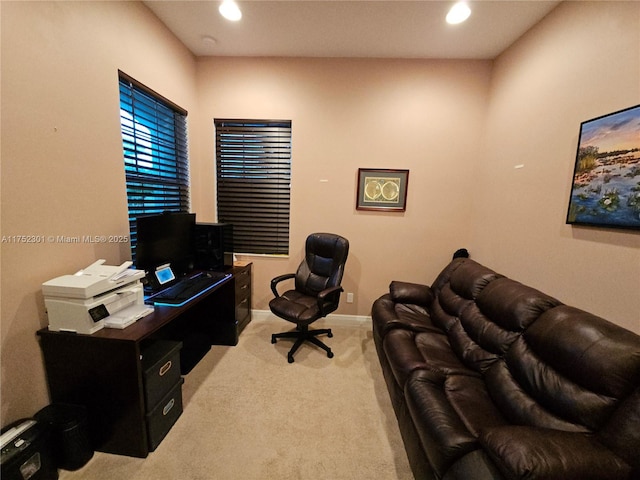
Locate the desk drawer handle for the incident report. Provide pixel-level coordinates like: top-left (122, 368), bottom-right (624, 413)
top-left (159, 361), bottom-right (172, 376)
top-left (163, 398), bottom-right (175, 416)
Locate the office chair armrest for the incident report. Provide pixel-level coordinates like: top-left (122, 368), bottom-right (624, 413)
top-left (317, 286), bottom-right (344, 315)
top-left (270, 273), bottom-right (296, 297)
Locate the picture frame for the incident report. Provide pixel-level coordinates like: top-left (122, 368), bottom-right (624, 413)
top-left (566, 104), bottom-right (640, 230)
top-left (356, 168), bottom-right (409, 212)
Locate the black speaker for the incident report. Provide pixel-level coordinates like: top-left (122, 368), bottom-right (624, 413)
top-left (194, 223), bottom-right (233, 271)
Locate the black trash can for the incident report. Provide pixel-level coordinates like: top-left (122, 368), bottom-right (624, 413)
top-left (34, 404), bottom-right (93, 471)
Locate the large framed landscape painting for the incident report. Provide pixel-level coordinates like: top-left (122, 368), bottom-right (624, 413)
top-left (566, 104), bottom-right (640, 230)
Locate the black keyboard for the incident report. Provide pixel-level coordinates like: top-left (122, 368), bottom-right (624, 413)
top-left (148, 272), bottom-right (231, 306)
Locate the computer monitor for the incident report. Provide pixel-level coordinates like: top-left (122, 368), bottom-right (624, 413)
top-left (136, 212), bottom-right (196, 276)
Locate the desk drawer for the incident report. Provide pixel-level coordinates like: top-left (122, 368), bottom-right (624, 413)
top-left (146, 379), bottom-right (183, 452)
top-left (141, 340), bottom-right (182, 411)
top-left (235, 297), bottom-right (250, 323)
top-left (234, 268), bottom-right (250, 297)
top-left (235, 281), bottom-right (250, 304)
top-left (234, 264), bottom-right (251, 303)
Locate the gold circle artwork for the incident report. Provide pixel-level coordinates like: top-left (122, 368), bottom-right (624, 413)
top-left (364, 180), bottom-right (382, 200)
top-left (381, 181), bottom-right (399, 201)
top-left (364, 177), bottom-right (400, 203)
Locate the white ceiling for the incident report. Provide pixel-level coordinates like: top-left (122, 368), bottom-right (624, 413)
top-left (143, 0), bottom-right (561, 59)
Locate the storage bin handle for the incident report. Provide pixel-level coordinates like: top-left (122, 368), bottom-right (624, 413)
top-left (159, 360), bottom-right (172, 376)
top-left (163, 398), bottom-right (175, 416)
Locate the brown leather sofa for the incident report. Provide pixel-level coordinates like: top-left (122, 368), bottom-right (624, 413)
top-left (372, 255), bottom-right (640, 480)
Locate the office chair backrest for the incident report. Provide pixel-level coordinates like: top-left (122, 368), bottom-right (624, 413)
top-left (294, 233), bottom-right (349, 298)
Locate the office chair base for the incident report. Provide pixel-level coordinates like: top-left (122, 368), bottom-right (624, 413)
top-left (271, 326), bottom-right (333, 363)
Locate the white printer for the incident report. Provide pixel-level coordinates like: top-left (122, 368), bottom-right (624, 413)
top-left (42, 259), bottom-right (153, 334)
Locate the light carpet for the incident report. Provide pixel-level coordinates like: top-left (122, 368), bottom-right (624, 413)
top-left (60, 315), bottom-right (413, 480)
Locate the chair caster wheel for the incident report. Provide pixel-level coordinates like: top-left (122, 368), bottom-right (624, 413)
top-left (328, 332), bottom-right (333, 338)
top-left (327, 351), bottom-right (334, 359)
top-left (271, 336), bottom-right (277, 344)
top-left (288, 355), bottom-right (294, 363)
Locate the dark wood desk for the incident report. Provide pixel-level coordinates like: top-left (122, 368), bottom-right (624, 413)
top-left (37, 264), bottom-right (251, 458)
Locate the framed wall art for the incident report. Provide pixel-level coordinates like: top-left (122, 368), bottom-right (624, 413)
top-left (356, 168), bottom-right (409, 212)
top-left (566, 104), bottom-right (640, 230)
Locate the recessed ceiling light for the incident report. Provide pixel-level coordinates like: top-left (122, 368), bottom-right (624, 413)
top-left (446, 2), bottom-right (471, 25)
top-left (219, 0), bottom-right (242, 21)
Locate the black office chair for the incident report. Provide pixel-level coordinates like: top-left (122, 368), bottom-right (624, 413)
top-left (270, 233), bottom-right (350, 363)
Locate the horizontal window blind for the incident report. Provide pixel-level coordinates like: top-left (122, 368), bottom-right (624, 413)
top-left (215, 119), bottom-right (291, 255)
top-left (119, 72), bottom-right (189, 262)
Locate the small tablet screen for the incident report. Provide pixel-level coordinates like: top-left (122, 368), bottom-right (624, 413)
top-left (88, 304), bottom-right (109, 322)
top-left (155, 265), bottom-right (175, 285)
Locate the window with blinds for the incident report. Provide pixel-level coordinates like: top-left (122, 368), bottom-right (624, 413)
top-left (119, 71), bottom-right (190, 263)
top-left (215, 119), bottom-right (291, 255)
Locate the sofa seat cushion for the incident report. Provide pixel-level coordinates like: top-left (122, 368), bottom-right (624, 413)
top-left (442, 450), bottom-right (505, 480)
top-left (598, 387), bottom-right (640, 471)
top-left (480, 426), bottom-right (632, 480)
top-left (383, 328), bottom-right (478, 388)
top-left (405, 369), bottom-right (509, 478)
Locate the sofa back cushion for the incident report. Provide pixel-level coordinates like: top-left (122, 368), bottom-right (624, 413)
top-left (431, 259), bottom-right (562, 375)
top-left (485, 305), bottom-right (640, 432)
top-left (430, 259), bottom-right (502, 333)
top-left (450, 277), bottom-right (562, 374)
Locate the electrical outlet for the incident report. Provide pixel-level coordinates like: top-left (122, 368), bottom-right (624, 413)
top-left (346, 292), bottom-right (354, 303)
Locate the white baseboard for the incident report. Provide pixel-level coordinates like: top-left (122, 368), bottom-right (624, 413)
top-left (251, 309), bottom-right (371, 326)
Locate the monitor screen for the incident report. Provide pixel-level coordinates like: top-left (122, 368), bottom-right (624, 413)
top-left (136, 212), bottom-right (196, 275)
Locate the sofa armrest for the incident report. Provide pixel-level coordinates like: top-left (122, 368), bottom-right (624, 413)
top-left (479, 426), bottom-right (631, 480)
top-left (389, 281), bottom-right (434, 307)
top-left (371, 294), bottom-right (442, 343)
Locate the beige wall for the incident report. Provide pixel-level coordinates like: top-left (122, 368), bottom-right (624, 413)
top-left (471, 1), bottom-right (640, 333)
top-left (192, 57), bottom-right (492, 315)
top-left (1, 1), bottom-right (197, 423)
top-left (1, 0), bottom-right (638, 428)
